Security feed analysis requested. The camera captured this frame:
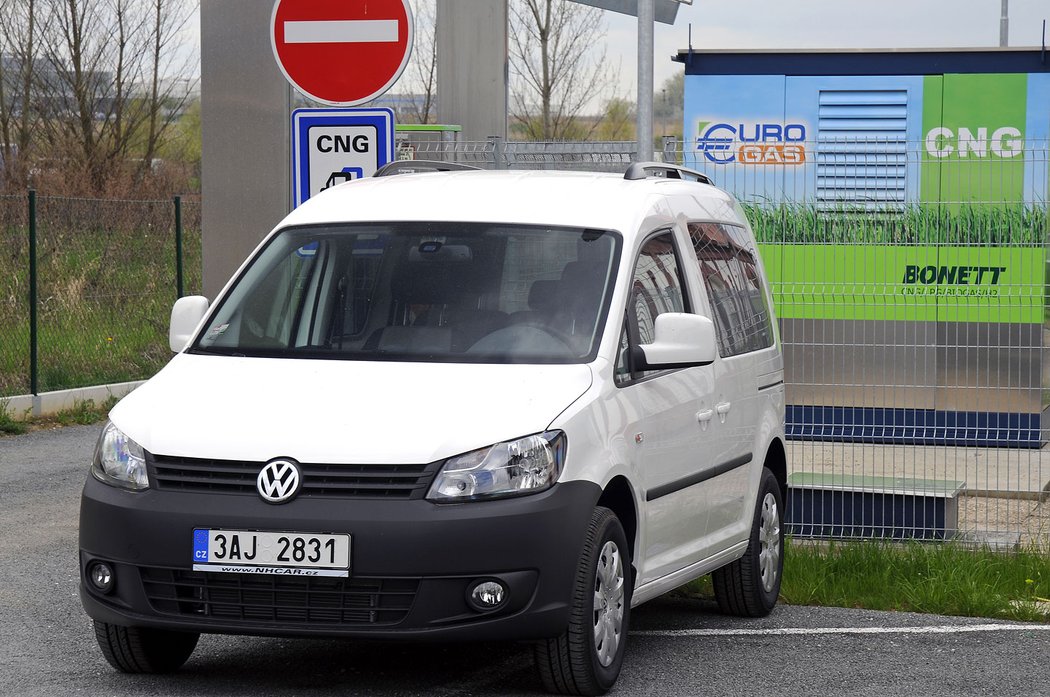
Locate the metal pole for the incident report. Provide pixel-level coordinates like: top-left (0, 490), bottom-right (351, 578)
top-left (636, 0), bottom-right (654, 162)
top-left (489, 135), bottom-right (506, 170)
top-left (174, 195), bottom-right (184, 299)
top-left (662, 135), bottom-right (676, 164)
top-left (1000, 0), bottom-right (1008, 47)
top-left (28, 189), bottom-right (37, 396)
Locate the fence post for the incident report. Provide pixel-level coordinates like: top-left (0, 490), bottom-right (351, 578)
top-left (28, 189), bottom-right (37, 397)
top-left (489, 135), bottom-right (506, 170)
top-left (174, 195), bottom-right (184, 299)
top-left (661, 136), bottom-right (677, 165)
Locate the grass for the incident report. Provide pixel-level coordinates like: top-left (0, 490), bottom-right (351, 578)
top-left (0, 396), bottom-right (119, 436)
top-left (0, 195), bottom-right (202, 397)
top-left (53, 396), bottom-right (119, 426)
top-left (681, 539), bottom-right (1050, 622)
top-left (745, 203), bottom-right (1048, 245)
top-left (0, 399), bottom-right (28, 435)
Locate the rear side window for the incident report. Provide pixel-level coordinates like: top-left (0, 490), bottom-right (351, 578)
top-left (688, 222), bottom-right (774, 357)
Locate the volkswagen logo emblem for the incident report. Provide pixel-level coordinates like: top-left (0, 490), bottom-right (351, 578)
top-left (256, 459), bottom-right (302, 504)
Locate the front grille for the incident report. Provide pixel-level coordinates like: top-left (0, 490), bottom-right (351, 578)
top-left (141, 567), bottom-right (419, 626)
top-left (150, 455), bottom-right (441, 499)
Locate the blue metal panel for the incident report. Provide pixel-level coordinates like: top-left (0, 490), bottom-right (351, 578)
top-left (785, 76), bottom-right (925, 206)
top-left (1025, 73), bottom-right (1050, 203)
top-left (787, 487), bottom-right (952, 539)
top-left (785, 405), bottom-right (1044, 448)
top-left (681, 74), bottom-right (788, 203)
top-left (675, 50), bottom-right (1050, 77)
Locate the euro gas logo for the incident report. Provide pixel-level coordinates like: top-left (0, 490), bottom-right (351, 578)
top-left (695, 121), bottom-right (807, 165)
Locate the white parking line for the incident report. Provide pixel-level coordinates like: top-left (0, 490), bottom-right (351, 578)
top-left (634, 623), bottom-right (1050, 637)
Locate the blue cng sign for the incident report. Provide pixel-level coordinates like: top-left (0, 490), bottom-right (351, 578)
top-left (291, 108), bottom-right (395, 207)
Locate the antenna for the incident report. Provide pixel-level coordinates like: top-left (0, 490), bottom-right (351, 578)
top-left (688, 22), bottom-right (693, 68)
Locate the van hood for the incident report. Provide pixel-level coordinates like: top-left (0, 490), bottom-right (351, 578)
top-left (110, 354), bottom-right (593, 465)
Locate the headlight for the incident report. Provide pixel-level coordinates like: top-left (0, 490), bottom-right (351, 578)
top-left (427, 431), bottom-right (566, 502)
top-left (92, 421), bottom-right (149, 490)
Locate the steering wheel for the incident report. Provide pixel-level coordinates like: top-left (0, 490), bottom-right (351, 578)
top-left (513, 321), bottom-right (577, 353)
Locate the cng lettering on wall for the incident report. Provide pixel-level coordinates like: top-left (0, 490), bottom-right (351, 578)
top-left (921, 73), bottom-right (1029, 204)
top-left (291, 108), bottom-right (395, 207)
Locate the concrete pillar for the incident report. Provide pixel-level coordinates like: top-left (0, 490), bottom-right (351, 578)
top-left (436, 0), bottom-right (508, 142)
top-left (200, 1), bottom-right (291, 298)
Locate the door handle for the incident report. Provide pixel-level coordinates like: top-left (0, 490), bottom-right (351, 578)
top-left (715, 401), bottom-right (731, 423)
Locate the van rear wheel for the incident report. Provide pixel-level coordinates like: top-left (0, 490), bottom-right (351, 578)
top-left (712, 467), bottom-right (783, 617)
top-left (535, 506), bottom-right (631, 696)
top-left (94, 620), bottom-right (199, 673)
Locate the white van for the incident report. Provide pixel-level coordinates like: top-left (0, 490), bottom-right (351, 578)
top-left (80, 163), bottom-right (786, 696)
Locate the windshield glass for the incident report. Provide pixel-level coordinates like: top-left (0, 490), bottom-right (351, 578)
top-left (193, 222), bottom-right (621, 364)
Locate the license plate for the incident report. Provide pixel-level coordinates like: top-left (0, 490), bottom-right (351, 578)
top-left (192, 529), bottom-right (351, 577)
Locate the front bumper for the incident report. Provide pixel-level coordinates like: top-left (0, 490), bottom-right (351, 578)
top-left (79, 476), bottom-right (601, 641)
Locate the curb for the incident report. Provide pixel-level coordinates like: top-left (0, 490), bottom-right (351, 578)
top-left (2, 381), bottom-right (146, 420)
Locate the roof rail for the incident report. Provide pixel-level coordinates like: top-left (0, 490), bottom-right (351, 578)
top-left (623, 162), bottom-right (712, 185)
top-left (374, 160), bottom-right (482, 177)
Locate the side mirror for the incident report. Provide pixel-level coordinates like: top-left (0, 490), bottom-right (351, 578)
top-left (636, 313), bottom-right (717, 369)
top-left (169, 296), bottom-right (209, 352)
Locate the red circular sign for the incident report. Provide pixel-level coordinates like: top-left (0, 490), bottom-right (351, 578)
top-left (270, 0), bottom-right (414, 106)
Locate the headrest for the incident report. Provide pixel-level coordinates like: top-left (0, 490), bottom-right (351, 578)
top-left (392, 265), bottom-right (465, 304)
top-left (528, 279), bottom-right (560, 311)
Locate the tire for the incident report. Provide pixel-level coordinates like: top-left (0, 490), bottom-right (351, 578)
top-left (712, 467), bottom-right (784, 617)
top-left (535, 507), bottom-right (632, 696)
top-left (93, 621), bottom-right (199, 673)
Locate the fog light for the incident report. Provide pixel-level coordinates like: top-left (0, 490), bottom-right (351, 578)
top-left (88, 561), bottom-right (115, 594)
top-left (468, 580), bottom-right (508, 612)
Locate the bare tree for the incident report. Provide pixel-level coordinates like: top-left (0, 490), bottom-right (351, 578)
top-left (40, 0), bottom-right (109, 185)
top-left (0, 0), bottom-right (41, 186)
top-left (136, 0), bottom-right (197, 180)
top-left (36, 0), bottom-right (197, 193)
top-left (508, 0), bottom-right (617, 141)
top-left (398, 0), bottom-right (436, 124)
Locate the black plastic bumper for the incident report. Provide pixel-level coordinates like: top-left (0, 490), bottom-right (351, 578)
top-left (79, 476), bottom-right (601, 641)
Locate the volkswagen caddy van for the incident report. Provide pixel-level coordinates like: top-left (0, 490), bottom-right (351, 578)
top-left (80, 162), bottom-right (787, 695)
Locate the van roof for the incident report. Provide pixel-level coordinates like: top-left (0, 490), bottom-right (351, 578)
top-left (280, 168), bottom-right (741, 236)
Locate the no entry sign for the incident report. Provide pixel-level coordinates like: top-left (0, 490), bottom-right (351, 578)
top-left (270, 0), bottom-right (414, 106)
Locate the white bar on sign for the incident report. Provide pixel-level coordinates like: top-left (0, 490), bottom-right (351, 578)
top-left (284, 19), bottom-right (398, 44)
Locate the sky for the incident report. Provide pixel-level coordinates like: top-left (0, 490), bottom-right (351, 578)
top-left (185, 0), bottom-right (1050, 105)
top-left (606, 0), bottom-right (1050, 94)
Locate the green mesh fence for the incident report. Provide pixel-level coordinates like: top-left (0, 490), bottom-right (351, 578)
top-left (0, 193), bottom-right (201, 398)
top-left (0, 195), bottom-right (30, 397)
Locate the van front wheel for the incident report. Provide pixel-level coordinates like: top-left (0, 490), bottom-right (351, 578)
top-left (94, 620), bottom-right (199, 673)
top-left (535, 506), bottom-right (631, 696)
top-left (712, 467), bottom-right (784, 617)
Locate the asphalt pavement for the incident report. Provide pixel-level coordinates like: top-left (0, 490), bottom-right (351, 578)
top-left (2, 424), bottom-right (1050, 697)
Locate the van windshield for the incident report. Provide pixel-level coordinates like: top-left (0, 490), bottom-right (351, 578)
top-left (192, 222), bottom-right (621, 364)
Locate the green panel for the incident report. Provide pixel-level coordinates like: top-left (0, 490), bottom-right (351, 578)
top-left (760, 244), bottom-right (1044, 323)
top-left (924, 74), bottom-right (1028, 205)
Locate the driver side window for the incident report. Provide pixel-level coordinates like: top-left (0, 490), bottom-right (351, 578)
top-left (615, 232), bottom-right (688, 384)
